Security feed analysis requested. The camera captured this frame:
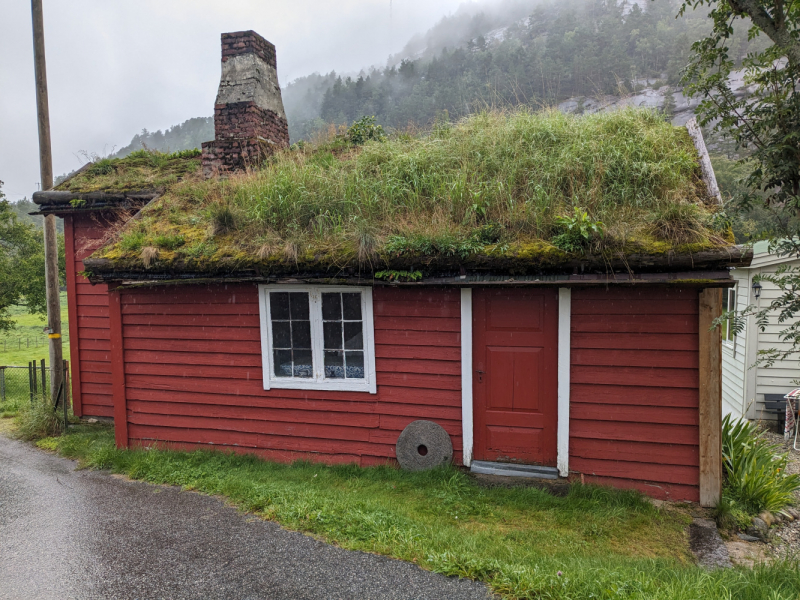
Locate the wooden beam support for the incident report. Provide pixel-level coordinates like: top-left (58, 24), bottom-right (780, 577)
top-left (686, 118), bottom-right (722, 205)
top-left (699, 288), bottom-right (723, 506)
top-left (108, 285), bottom-right (129, 448)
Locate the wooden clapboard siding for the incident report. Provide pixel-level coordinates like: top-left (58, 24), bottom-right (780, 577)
top-left (119, 284), bottom-right (462, 465)
top-left (569, 287), bottom-right (701, 502)
top-left (64, 214), bottom-right (116, 418)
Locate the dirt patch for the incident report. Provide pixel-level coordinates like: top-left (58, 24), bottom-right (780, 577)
top-left (0, 418), bottom-right (15, 436)
top-left (689, 518), bottom-right (732, 568)
top-left (725, 539), bottom-right (771, 567)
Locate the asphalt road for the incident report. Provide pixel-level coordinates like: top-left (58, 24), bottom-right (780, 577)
top-left (0, 435), bottom-right (494, 600)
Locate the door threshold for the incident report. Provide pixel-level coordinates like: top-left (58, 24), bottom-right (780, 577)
top-left (470, 460), bottom-right (560, 479)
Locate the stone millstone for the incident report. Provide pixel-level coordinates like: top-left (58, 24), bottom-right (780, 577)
top-left (396, 420), bottom-right (453, 471)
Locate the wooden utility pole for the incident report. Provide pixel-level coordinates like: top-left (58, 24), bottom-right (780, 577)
top-left (31, 0), bottom-right (63, 402)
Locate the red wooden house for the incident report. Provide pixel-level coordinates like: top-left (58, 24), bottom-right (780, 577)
top-left (34, 31), bottom-right (752, 506)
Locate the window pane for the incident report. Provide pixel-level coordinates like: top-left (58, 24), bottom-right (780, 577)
top-left (322, 293), bottom-right (342, 321)
top-left (293, 350), bottom-right (313, 378)
top-left (273, 349), bottom-right (292, 377)
top-left (324, 350), bottom-right (345, 379)
top-left (289, 292), bottom-right (309, 320)
top-left (292, 320), bottom-right (312, 349)
top-left (269, 291), bottom-right (312, 379)
top-left (271, 321), bottom-right (291, 348)
top-left (345, 351), bottom-right (365, 379)
top-left (342, 293), bottom-right (362, 320)
top-left (270, 292), bottom-right (290, 320)
top-left (344, 322), bottom-right (363, 350)
top-left (323, 321), bottom-right (343, 350)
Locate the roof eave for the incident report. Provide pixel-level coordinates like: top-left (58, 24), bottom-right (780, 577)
top-left (31, 190), bottom-right (159, 216)
top-left (82, 245), bottom-right (752, 287)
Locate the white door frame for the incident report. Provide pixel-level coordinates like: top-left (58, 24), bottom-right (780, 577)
top-left (460, 287), bottom-right (571, 475)
top-left (460, 289), bottom-right (474, 466)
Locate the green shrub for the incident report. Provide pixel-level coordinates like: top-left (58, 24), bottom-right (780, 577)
top-left (346, 116), bottom-right (386, 145)
top-left (720, 414), bottom-right (800, 515)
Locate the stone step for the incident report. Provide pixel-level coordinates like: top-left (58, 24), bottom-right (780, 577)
top-left (469, 460), bottom-right (560, 479)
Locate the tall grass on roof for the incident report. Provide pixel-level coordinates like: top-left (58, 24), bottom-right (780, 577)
top-left (105, 109), bottom-right (726, 273)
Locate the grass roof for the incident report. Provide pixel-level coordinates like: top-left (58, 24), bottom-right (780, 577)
top-left (90, 109), bottom-right (733, 277)
top-left (56, 149), bottom-right (202, 193)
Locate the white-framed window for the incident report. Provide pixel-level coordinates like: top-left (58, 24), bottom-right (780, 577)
top-left (258, 285), bottom-right (377, 393)
top-left (722, 286), bottom-right (736, 345)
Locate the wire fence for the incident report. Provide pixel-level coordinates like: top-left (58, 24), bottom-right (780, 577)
top-left (0, 335), bottom-right (70, 353)
top-left (0, 360), bottom-right (71, 412)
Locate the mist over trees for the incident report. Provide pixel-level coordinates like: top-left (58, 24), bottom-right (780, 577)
top-left (110, 117), bottom-right (213, 159)
top-left (109, 0), bottom-right (761, 154)
top-left (287, 0), bottom-right (760, 140)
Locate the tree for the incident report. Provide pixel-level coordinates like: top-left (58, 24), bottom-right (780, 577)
top-left (680, 0), bottom-right (800, 364)
top-left (0, 180), bottom-right (63, 332)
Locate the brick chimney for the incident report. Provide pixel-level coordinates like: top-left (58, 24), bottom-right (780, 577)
top-left (201, 31), bottom-right (290, 176)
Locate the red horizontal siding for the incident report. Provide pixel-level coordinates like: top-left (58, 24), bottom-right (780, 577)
top-left (120, 284), bottom-right (463, 465)
top-left (569, 287), bottom-right (700, 501)
top-left (65, 213), bottom-right (114, 419)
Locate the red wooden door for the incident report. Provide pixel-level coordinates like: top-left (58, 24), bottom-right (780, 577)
top-left (473, 288), bottom-right (558, 465)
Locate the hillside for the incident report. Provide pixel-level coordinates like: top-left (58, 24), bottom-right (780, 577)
top-left (111, 0), bottom-right (761, 153)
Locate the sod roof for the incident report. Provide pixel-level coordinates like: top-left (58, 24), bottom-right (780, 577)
top-left (52, 109), bottom-right (746, 281)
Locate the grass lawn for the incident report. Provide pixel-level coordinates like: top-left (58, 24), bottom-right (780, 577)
top-left (22, 423), bottom-right (800, 600)
top-left (0, 292), bottom-right (70, 366)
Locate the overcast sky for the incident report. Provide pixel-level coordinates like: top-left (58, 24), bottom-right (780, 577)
top-left (0, 0), bottom-right (477, 202)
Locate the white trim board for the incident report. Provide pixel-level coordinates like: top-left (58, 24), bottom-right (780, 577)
top-left (460, 288), bottom-right (474, 467)
top-left (557, 288), bottom-right (571, 477)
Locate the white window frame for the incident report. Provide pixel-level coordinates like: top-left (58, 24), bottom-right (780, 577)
top-left (723, 286), bottom-right (736, 346)
top-left (258, 285), bottom-right (377, 393)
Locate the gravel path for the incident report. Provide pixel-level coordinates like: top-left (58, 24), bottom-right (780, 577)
top-left (0, 434), bottom-right (495, 600)
top-left (761, 430), bottom-right (800, 558)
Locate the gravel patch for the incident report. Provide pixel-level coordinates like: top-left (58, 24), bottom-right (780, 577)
top-left (760, 430), bottom-right (800, 559)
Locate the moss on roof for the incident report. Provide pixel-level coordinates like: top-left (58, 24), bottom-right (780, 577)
top-left (56, 149), bottom-right (202, 193)
top-left (90, 109), bottom-right (733, 276)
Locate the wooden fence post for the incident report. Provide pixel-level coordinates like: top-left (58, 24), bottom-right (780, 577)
top-left (699, 288), bottom-right (723, 507)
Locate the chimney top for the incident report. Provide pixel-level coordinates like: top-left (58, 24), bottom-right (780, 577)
top-left (221, 30), bottom-right (276, 68)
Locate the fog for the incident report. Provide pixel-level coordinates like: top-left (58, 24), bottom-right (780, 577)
top-left (0, 0), bottom-right (512, 202)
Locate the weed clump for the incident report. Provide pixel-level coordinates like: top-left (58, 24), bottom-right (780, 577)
top-left (650, 203), bottom-right (712, 245)
top-left (14, 400), bottom-right (63, 441)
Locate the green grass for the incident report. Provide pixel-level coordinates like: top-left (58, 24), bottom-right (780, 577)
top-left (92, 109), bottom-right (731, 276)
top-left (29, 424), bottom-right (800, 600)
top-left (56, 148), bottom-right (201, 193)
top-left (0, 292), bottom-right (70, 366)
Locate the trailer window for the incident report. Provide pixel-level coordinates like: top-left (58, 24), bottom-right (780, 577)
top-left (722, 287), bottom-right (736, 345)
